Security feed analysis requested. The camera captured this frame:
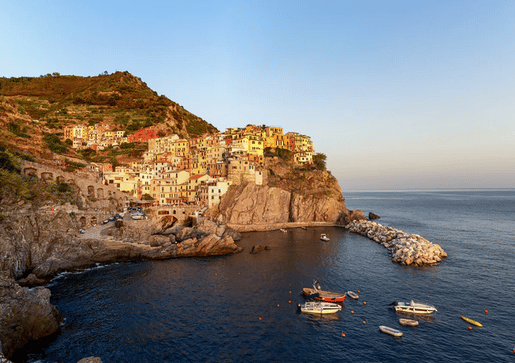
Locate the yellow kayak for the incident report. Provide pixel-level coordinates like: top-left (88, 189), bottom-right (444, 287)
top-left (461, 316), bottom-right (482, 327)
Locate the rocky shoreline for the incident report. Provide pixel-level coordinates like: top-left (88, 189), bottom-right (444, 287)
top-left (346, 219), bottom-right (448, 266)
top-left (0, 213), bottom-right (242, 362)
top-left (0, 205), bottom-right (446, 361)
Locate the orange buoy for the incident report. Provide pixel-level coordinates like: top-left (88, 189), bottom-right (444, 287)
top-left (288, 300), bottom-right (291, 304)
top-left (289, 291), bottom-right (292, 294)
top-left (277, 304), bottom-right (280, 307)
top-left (259, 317), bottom-right (262, 320)
top-left (484, 309), bottom-right (488, 313)
top-left (341, 332), bottom-right (346, 337)
top-left (362, 320), bottom-right (366, 324)
top-left (350, 310), bottom-right (354, 314)
top-left (363, 301), bottom-right (367, 305)
top-left (468, 326), bottom-right (472, 330)
top-left (357, 290), bottom-right (360, 293)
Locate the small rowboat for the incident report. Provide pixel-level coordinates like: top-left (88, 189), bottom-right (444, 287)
top-left (303, 281), bottom-right (346, 302)
top-left (320, 233), bottom-right (330, 241)
top-left (379, 325), bottom-right (403, 337)
top-left (461, 316), bottom-right (482, 327)
top-left (347, 291), bottom-right (359, 300)
top-left (300, 301), bottom-right (342, 314)
top-left (399, 318), bottom-right (419, 327)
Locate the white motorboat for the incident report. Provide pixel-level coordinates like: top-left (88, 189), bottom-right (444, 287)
top-left (280, 228), bottom-right (287, 233)
top-left (299, 301), bottom-right (342, 314)
top-left (391, 301), bottom-right (437, 314)
top-left (320, 233), bottom-right (330, 241)
top-left (347, 291), bottom-right (359, 300)
top-left (379, 325), bottom-right (403, 337)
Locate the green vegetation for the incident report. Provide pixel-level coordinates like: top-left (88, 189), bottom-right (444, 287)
top-left (313, 153), bottom-right (327, 171)
top-left (43, 133), bottom-right (68, 154)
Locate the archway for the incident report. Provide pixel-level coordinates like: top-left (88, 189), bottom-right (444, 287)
top-left (23, 167), bottom-right (37, 177)
top-left (87, 185), bottom-right (95, 198)
top-left (79, 216), bottom-right (87, 228)
top-left (41, 172), bottom-right (54, 181)
top-left (97, 188), bottom-right (104, 199)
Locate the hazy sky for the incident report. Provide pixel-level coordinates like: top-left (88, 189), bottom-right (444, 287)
top-left (2, 1), bottom-right (514, 190)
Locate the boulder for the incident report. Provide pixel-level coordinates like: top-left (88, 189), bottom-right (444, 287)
top-left (369, 212), bottom-right (380, 220)
top-left (0, 274), bottom-right (61, 360)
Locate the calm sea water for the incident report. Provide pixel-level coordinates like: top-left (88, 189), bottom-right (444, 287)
top-left (22, 189), bottom-right (515, 363)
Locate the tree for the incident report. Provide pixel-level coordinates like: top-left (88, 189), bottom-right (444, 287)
top-left (313, 153), bottom-right (327, 170)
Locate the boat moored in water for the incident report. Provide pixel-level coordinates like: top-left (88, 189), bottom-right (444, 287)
top-left (303, 281), bottom-right (346, 302)
top-left (299, 301), bottom-right (342, 314)
top-left (320, 233), bottom-right (330, 241)
top-left (390, 301), bottom-right (437, 314)
top-left (347, 291), bottom-right (359, 300)
top-left (379, 325), bottom-right (403, 337)
top-left (461, 316), bottom-right (482, 327)
top-left (399, 318), bottom-right (419, 327)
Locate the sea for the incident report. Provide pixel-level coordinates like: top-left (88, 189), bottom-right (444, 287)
top-left (20, 189), bottom-right (515, 363)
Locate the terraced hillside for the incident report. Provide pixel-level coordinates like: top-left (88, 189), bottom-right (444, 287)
top-left (0, 71), bottom-right (218, 160)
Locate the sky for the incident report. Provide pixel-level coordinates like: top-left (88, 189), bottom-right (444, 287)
top-left (2, 0), bottom-right (514, 190)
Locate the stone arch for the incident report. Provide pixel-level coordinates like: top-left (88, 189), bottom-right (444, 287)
top-left (97, 188), bottom-right (104, 199)
top-left (56, 175), bottom-right (65, 182)
top-left (41, 172), bottom-right (54, 181)
top-left (79, 216), bottom-right (87, 228)
top-left (91, 216), bottom-right (97, 225)
top-left (87, 186), bottom-right (95, 198)
top-left (24, 167), bottom-right (37, 177)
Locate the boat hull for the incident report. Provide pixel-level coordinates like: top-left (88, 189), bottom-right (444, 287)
top-left (461, 316), bottom-right (482, 327)
top-left (393, 301), bottom-right (437, 314)
top-left (347, 291), bottom-right (359, 300)
top-left (300, 302), bottom-right (342, 314)
top-left (303, 288), bottom-right (346, 302)
top-left (379, 325), bottom-right (403, 337)
top-left (399, 318), bottom-right (419, 327)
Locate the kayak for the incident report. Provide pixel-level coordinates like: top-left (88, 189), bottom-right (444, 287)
top-left (461, 316), bottom-right (482, 327)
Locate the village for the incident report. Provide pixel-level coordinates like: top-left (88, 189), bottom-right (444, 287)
top-left (63, 123), bottom-right (316, 211)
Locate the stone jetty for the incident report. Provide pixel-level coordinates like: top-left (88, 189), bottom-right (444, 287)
top-left (346, 220), bottom-right (447, 266)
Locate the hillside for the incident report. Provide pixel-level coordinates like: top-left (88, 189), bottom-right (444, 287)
top-left (0, 71), bottom-right (218, 160)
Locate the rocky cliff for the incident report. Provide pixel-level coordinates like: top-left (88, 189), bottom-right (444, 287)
top-left (209, 157), bottom-right (363, 228)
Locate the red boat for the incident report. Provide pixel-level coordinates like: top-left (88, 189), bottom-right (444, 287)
top-left (302, 281), bottom-right (346, 302)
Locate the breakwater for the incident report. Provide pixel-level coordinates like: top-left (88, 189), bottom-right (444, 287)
top-left (346, 220), bottom-right (447, 266)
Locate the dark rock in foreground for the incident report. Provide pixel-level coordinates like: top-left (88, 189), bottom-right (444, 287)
top-left (369, 212), bottom-right (380, 220)
top-left (0, 273), bottom-right (61, 360)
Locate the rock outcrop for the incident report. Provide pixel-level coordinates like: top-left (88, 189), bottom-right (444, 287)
top-left (346, 220), bottom-right (448, 266)
top-left (211, 183), bottom-right (348, 226)
top-left (0, 273), bottom-right (61, 360)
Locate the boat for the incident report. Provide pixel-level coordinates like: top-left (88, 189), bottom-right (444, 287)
top-left (390, 301), bottom-right (437, 314)
top-left (303, 281), bottom-right (346, 302)
top-left (461, 316), bottom-right (482, 327)
top-left (299, 301), bottom-right (342, 314)
top-left (347, 291), bottom-right (359, 300)
top-left (399, 318), bottom-right (419, 327)
top-left (379, 325), bottom-right (403, 337)
top-left (280, 228), bottom-right (287, 233)
top-left (320, 233), bottom-right (330, 241)
top-left (301, 226), bottom-right (307, 230)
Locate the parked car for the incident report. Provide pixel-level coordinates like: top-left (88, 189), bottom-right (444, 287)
top-left (102, 219), bottom-right (109, 224)
top-left (108, 216), bottom-right (115, 222)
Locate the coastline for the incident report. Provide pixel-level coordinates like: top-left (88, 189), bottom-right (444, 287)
top-left (227, 221), bottom-right (339, 232)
